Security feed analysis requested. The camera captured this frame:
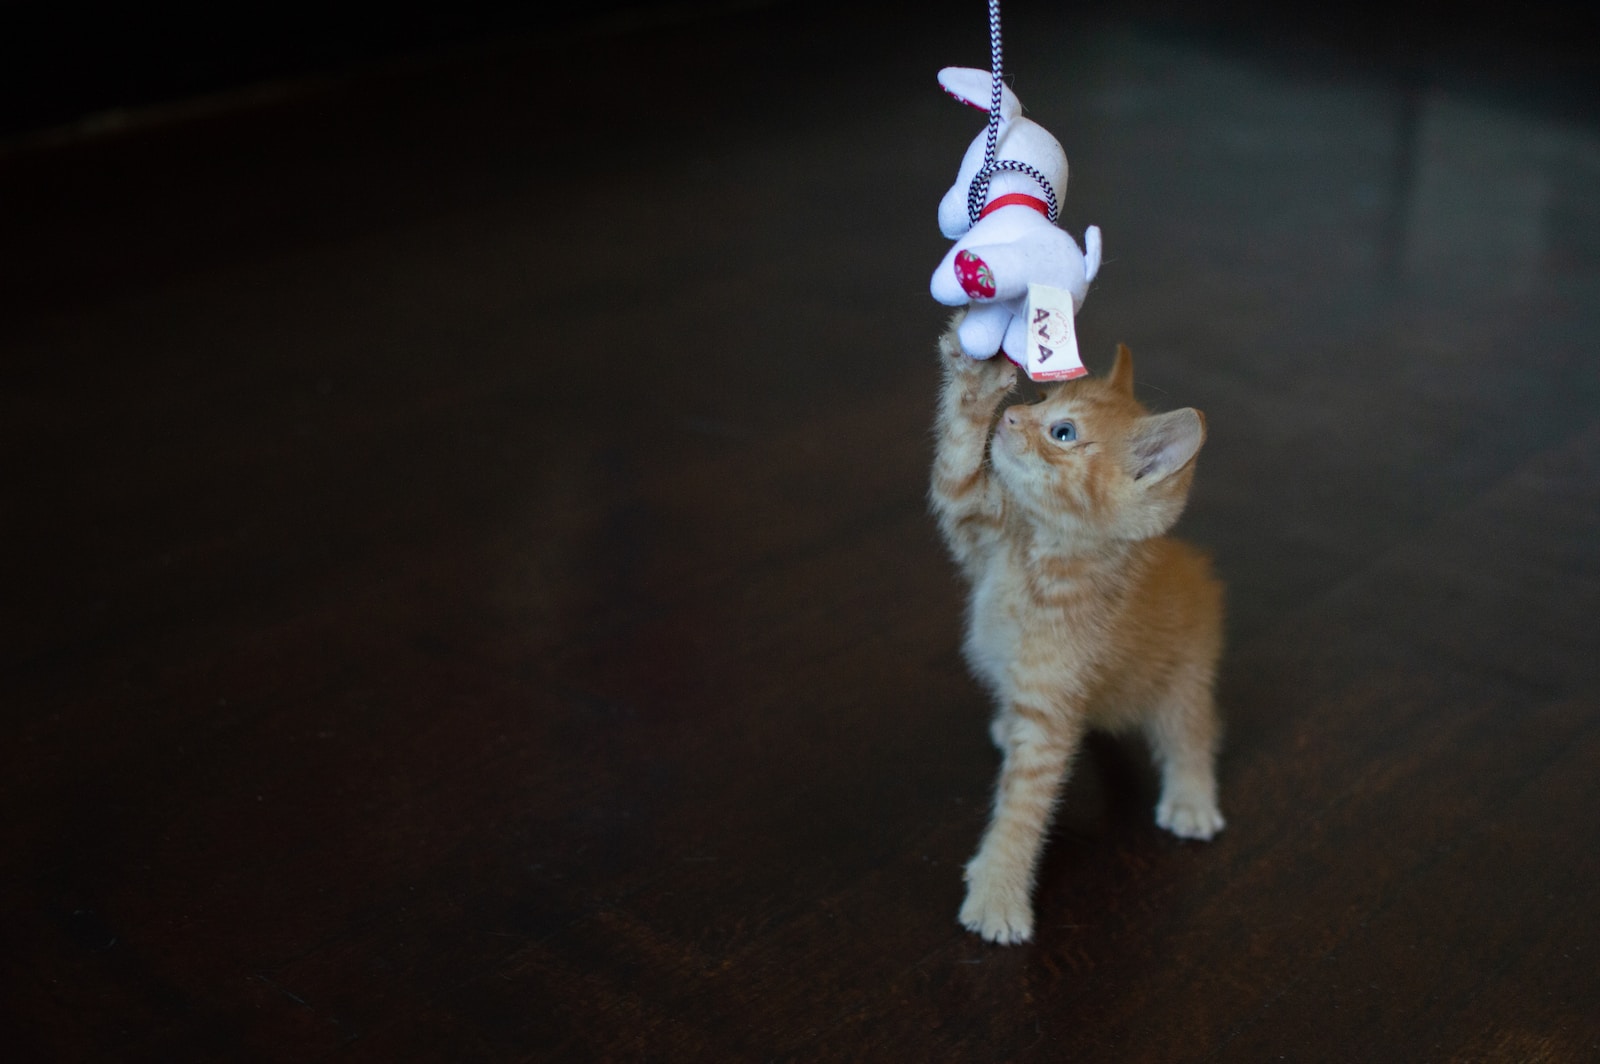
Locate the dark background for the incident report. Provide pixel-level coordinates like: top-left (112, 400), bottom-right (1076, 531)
top-left (5, 0), bottom-right (1599, 1059)
top-left (2, 1), bottom-right (626, 138)
top-left (6, 1), bottom-right (1599, 141)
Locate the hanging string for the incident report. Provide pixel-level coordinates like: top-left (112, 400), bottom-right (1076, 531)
top-left (965, 0), bottom-right (1060, 226)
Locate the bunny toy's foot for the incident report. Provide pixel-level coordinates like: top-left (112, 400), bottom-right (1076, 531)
top-left (956, 303), bottom-right (1011, 360)
top-left (954, 251), bottom-right (997, 299)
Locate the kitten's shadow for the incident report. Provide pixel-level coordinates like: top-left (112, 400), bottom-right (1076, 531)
top-left (1052, 731), bottom-right (1160, 841)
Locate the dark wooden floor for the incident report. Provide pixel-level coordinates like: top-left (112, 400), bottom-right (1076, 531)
top-left (5, 2), bottom-right (1599, 1059)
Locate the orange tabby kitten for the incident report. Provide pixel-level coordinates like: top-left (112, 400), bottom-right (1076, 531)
top-left (930, 321), bottom-right (1225, 945)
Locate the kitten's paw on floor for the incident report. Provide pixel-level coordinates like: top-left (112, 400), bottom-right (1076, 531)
top-left (1156, 795), bottom-right (1226, 840)
top-left (959, 866), bottom-right (1034, 944)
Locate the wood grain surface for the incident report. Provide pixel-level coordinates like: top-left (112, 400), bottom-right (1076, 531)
top-left (4, 2), bottom-right (1597, 1060)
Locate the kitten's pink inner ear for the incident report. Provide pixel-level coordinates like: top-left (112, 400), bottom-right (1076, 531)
top-left (1108, 344), bottom-right (1136, 397)
top-left (1130, 409), bottom-right (1205, 482)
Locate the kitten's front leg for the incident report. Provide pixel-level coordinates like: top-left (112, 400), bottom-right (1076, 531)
top-left (935, 326), bottom-right (1016, 470)
top-left (931, 324), bottom-right (1015, 569)
top-left (960, 704), bottom-right (1082, 944)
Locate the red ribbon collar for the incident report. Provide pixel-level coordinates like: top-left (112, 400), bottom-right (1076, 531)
top-left (977, 193), bottom-right (1051, 222)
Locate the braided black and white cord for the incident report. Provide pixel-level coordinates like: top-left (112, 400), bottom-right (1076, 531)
top-left (965, 0), bottom-right (1060, 226)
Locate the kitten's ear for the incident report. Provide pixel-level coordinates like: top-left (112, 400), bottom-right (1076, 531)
top-left (1107, 343), bottom-right (1135, 397)
top-left (1128, 408), bottom-right (1205, 482)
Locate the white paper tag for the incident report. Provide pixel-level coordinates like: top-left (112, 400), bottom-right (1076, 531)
top-left (1022, 283), bottom-right (1086, 383)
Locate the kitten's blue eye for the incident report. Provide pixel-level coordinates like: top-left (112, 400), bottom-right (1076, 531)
top-left (1049, 420), bottom-right (1077, 442)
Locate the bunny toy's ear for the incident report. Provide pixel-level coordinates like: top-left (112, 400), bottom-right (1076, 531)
top-left (938, 67), bottom-right (1021, 121)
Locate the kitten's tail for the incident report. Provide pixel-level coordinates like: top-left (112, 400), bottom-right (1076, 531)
top-left (1083, 225), bottom-right (1103, 284)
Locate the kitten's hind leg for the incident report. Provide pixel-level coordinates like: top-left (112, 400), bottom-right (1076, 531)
top-left (1143, 672), bottom-right (1225, 840)
top-left (960, 704), bottom-right (1082, 944)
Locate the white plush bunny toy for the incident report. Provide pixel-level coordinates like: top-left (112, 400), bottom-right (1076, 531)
top-left (930, 67), bottom-right (1102, 365)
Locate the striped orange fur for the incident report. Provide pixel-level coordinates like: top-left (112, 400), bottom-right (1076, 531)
top-left (930, 319), bottom-right (1226, 945)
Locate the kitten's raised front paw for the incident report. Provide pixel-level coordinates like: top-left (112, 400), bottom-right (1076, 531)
top-left (959, 359), bottom-right (1016, 407)
top-left (976, 354), bottom-right (1017, 385)
top-left (959, 862), bottom-right (1034, 944)
top-left (1156, 794), bottom-right (1226, 840)
top-left (949, 340), bottom-right (1014, 379)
